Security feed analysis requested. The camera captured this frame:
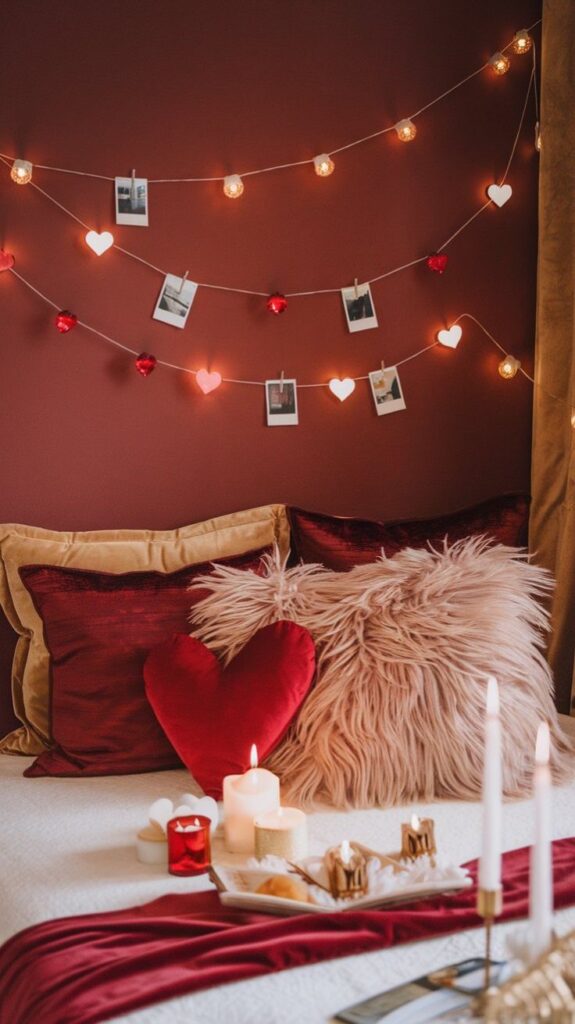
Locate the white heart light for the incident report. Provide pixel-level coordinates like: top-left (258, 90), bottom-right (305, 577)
top-left (180, 793), bottom-right (219, 830)
top-left (196, 369), bottom-right (222, 395)
top-left (85, 230), bottom-right (114, 255)
top-left (329, 377), bottom-right (356, 402)
top-left (437, 325), bottom-right (462, 349)
top-left (487, 183), bottom-right (512, 208)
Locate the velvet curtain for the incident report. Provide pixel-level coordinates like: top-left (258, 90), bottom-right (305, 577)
top-left (530, 0), bottom-right (575, 714)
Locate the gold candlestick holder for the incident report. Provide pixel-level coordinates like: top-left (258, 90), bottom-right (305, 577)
top-left (400, 817), bottom-right (436, 860)
top-left (325, 842), bottom-right (368, 899)
top-left (480, 928), bottom-right (575, 1023)
top-left (476, 887), bottom-right (503, 993)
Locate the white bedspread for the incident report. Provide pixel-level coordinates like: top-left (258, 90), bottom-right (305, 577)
top-left (2, 717), bottom-right (575, 1024)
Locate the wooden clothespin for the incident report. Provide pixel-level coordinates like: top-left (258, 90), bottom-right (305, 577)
top-left (178, 271), bottom-right (189, 294)
top-left (279, 370), bottom-right (285, 394)
top-left (130, 169), bottom-right (137, 204)
top-left (354, 278), bottom-right (359, 299)
top-left (380, 360), bottom-right (385, 377)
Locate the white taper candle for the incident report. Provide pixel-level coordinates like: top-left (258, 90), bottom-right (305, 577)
top-left (530, 721), bottom-right (553, 960)
top-left (479, 677), bottom-right (502, 892)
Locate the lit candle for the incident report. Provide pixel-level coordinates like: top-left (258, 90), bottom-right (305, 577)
top-left (167, 815), bottom-right (212, 876)
top-left (325, 839), bottom-right (368, 899)
top-left (400, 814), bottom-right (436, 860)
top-left (479, 677), bottom-right (502, 892)
top-left (223, 744), bottom-right (280, 854)
top-left (254, 806), bottom-right (308, 861)
top-left (530, 721), bottom-right (553, 960)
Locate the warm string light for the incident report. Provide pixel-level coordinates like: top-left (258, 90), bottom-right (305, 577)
top-left (489, 52), bottom-right (511, 76)
top-left (266, 292), bottom-right (288, 315)
top-left (10, 159), bottom-right (33, 185)
top-left (498, 354), bottom-right (521, 379)
top-left (223, 174), bottom-right (244, 199)
top-left (313, 154), bottom-right (335, 177)
top-left (512, 28), bottom-right (533, 55)
top-left (394, 118), bottom-right (417, 142)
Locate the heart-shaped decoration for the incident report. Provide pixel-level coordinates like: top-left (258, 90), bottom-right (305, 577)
top-left (178, 794), bottom-right (219, 829)
top-left (426, 252), bottom-right (449, 274)
top-left (329, 377), bottom-right (356, 402)
top-left (135, 352), bottom-right (157, 377)
top-left (85, 230), bottom-right (114, 255)
top-left (0, 249), bottom-right (15, 272)
top-left (144, 621), bottom-right (316, 798)
top-left (55, 310), bottom-right (78, 333)
top-left (196, 369), bottom-right (222, 394)
top-left (437, 325), bottom-right (462, 349)
top-left (487, 183), bottom-right (512, 208)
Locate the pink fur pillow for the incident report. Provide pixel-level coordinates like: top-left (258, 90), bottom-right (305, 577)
top-left (189, 539), bottom-right (573, 808)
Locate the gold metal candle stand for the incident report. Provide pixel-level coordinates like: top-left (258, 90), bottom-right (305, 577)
top-left (325, 842), bottom-right (368, 899)
top-left (400, 817), bottom-right (436, 861)
top-left (476, 887), bottom-right (503, 993)
top-left (480, 929), bottom-right (575, 1023)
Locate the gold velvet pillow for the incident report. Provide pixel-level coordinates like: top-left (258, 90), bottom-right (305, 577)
top-left (0, 505), bottom-right (289, 755)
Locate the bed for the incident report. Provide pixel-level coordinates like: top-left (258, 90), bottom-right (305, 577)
top-left (2, 716), bottom-right (575, 1024)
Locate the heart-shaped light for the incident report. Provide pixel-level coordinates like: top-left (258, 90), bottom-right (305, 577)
top-left (487, 183), bottom-right (512, 208)
top-left (135, 352), bottom-right (157, 376)
top-left (426, 252), bottom-right (449, 274)
top-left (85, 230), bottom-right (114, 255)
top-left (437, 325), bottom-right (462, 349)
top-left (0, 249), bottom-right (15, 272)
top-left (196, 369), bottom-right (222, 394)
top-left (329, 377), bottom-right (356, 402)
top-left (55, 310), bottom-right (78, 333)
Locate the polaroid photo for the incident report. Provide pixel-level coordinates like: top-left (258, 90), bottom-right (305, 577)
top-left (341, 282), bottom-right (378, 333)
top-left (368, 366), bottom-right (406, 416)
top-left (265, 379), bottom-right (299, 426)
top-left (152, 274), bottom-right (198, 329)
top-left (115, 176), bottom-right (149, 226)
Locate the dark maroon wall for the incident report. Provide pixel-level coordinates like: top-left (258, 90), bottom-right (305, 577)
top-left (0, 0), bottom-right (541, 533)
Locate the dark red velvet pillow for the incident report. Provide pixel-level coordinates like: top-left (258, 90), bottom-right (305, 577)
top-left (287, 494), bottom-right (530, 571)
top-left (20, 547), bottom-right (271, 777)
top-left (144, 622), bottom-right (316, 798)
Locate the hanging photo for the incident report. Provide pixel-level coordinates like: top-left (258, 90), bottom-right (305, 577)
top-left (341, 282), bottom-right (378, 333)
top-left (369, 366), bottom-right (406, 416)
top-left (152, 274), bottom-right (198, 329)
top-left (115, 176), bottom-right (149, 226)
top-left (265, 379), bottom-right (299, 426)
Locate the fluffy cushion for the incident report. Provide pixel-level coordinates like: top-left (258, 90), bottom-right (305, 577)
top-left (189, 541), bottom-right (573, 808)
top-left (144, 622), bottom-right (316, 798)
top-left (287, 494), bottom-right (530, 570)
top-left (0, 505), bottom-right (289, 754)
top-left (20, 548), bottom-right (272, 777)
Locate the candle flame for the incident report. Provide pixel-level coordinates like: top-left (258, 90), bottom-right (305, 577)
top-left (486, 676), bottom-right (500, 716)
top-left (250, 744), bottom-right (258, 769)
top-left (194, 817), bottom-right (200, 826)
top-left (340, 839), bottom-right (351, 864)
top-left (411, 814), bottom-right (421, 831)
top-left (535, 721), bottom-right (550, 766)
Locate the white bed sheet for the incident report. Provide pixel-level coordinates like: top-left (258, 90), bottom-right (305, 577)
top-left (2, 716), bottom-right (575, 1024)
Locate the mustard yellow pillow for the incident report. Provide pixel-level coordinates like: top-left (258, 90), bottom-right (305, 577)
top-left (0, 505), bottom-right (289, 755)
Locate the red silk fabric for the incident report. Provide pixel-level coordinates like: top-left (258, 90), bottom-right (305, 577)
top-left (1, 839), bottom-right (574, 1024)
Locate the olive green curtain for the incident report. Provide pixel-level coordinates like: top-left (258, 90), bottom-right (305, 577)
top-left (530, 0), bottom-right (575, 713)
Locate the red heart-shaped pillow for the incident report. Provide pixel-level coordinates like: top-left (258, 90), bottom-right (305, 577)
top-left (144, 621), bottom-right (315, 797)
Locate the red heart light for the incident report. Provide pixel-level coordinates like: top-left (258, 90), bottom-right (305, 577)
top-left (426, 252), bottom-right (449, 274)
top-left (55, 310), bottom-right (78, 333)
top-left (144, 621), bottom-right (316, 798)
top-left (0, 250), bottom-right (15, 272)
top-left (266, 292), bottom-right (288, 315)
top-left (135, 353), bottom-right (157, 377)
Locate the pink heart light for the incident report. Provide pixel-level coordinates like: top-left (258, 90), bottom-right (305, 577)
top-left (196, 369), bottom-right (222, 394)
top-left (329, 377), bottom-right (355, 402)
top-left (437, 325), bottom-right (462, 349)
top-left (0, 249), bottom-right (15, 272)
top-left (85, 230), bottom-right (114, 255)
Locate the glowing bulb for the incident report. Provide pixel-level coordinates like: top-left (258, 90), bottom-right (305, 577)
top-left (489, 52), bottom-right (511, 75)
top-left (313, 153), bottom-right (334, 177)
top-left (512, 28), bottom-right (532, 54)
top-left (535, 122), bottom-right (542, 152)
top-left (250, 744), bottom-right (258, 769)
top-left (223, 174), bottom-right (244, 198)
top-left (10, 159), bottom-right (33, 185)
top-left (498, 355), bottom-right (521, 379)
top-left (394, 118), bottom-right (417, 142)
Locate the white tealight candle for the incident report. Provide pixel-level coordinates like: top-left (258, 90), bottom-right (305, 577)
top-left (530, 721), bottom-right (553, 961)
top-left (479, 677), bottom-right (502, 893)
top-left (223, 744), bottom-right (280, 854)
top-left (254, 806), bottom-right (308, 861)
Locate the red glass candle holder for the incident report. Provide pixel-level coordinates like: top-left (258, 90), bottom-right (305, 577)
top-left (167, 815), bottom-right (212, 876)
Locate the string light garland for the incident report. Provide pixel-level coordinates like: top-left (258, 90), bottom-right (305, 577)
top-left (266, 293), bottom-right (288, 315)
top-left (10, 159), bottom-right (32, 185)
top-left (313, 154), bottom-right (335, 177)
top-left (498, 354), bottom-right (521, 379)
top-left (135, 353), bottom-right (157, 376)
top-left (0, 20), bottom-right (540, 191)
top-left (489, 52), bottom-right (511, 76)
top-left (426, 253), bottom-right (449, 274)
top-left (394, 119), bottom-right (417, 142)
top-left (55, 310), bottom-right (77, 333)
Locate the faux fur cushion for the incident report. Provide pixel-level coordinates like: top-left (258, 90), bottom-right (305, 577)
top-left (189, 540), bottom-right (573, 809)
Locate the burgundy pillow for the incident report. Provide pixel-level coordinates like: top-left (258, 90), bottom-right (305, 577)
top-left (287, 494), bottom-right (530, 571)
top-left (20, 547), bottom-right (271, 777)
top-left (144, 622), bottom-right (316, 798)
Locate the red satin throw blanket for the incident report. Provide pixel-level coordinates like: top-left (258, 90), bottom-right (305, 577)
top-left (1, 839), bottom-right (575, 1024)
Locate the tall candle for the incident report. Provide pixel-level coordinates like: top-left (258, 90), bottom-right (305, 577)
top-left (223, 744), bottom-right (280, 853)
top-left (530, 721), bottom-right (553, 960)
top-left (478, 677), bottom-right (502, 892)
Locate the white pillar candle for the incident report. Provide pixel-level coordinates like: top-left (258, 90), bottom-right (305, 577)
top-left (478, 677), bottom-right (502, 892)
top-left (254, 806), bottom-right (308, 861)
top-left (223, 744), bottom-right (280, 854)
top-left (530, 721), bottom-right (553, 960)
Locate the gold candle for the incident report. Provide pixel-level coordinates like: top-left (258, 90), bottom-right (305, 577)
top-left (325, 839), bottom-right (368, 899)
top-left (401, 815), bottom-right (436, 860)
